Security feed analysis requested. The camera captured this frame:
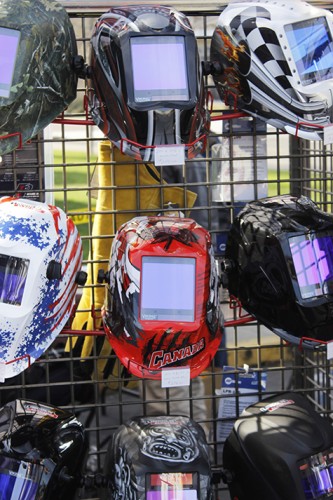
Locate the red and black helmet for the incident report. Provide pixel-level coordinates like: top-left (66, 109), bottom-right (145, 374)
top-left (87, 4), bottom-right (209, 162)
top-left (101, 216), bottom-right (223, 379)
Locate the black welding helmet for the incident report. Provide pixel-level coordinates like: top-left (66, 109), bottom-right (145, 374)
top-left (0, 0), bottom-right (77, 155)
top-left (223, 391), bottom-right (333, 500)
top-left (0, 399), bottom-right (87, 499)
top-left (222, 194), bottom-right (333, 348)
top-left (88, 4), bottom-right (209, 162)
top-left (102, 415), bottom-right (212, 499)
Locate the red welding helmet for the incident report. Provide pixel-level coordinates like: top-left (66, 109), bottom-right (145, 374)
top-left (102, 216), bottom-right (223, 379)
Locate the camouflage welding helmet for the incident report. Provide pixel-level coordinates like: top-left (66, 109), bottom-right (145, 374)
top-left (0, 0), bottom-right (77, 155)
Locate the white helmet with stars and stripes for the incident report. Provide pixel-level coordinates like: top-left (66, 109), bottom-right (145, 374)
top-left (0, 197), bottom-right (86, 380)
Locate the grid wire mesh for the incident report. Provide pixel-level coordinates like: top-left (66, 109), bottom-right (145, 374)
top-left (0, 4), bottom-right (332, 499)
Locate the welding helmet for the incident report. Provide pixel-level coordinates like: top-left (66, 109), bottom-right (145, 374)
top-left (210, 0), bottom-right (333, 141)
top-left (88, 4), bottom-right (209, 162)
top-left (0, 0), bottom-right (77, 155)
top-left (0, 196), bottom-right (86, 380)
top-left (0, 399), bottom-right (87, 499)
top-left (223, 391), bottom-right (333, 500)
top-left (103, 415), bottom-right (212, 500)
top-left (101, 215), bottom-right (223, 379)
top-left (222, 194), bottom-right (333, 348)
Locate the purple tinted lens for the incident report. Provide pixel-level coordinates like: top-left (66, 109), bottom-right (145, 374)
top-left (0, 255), bottom-right (29, 305)
top-left (289, 234), bottom-right (333, 299)
top-left (0, 456), bottom-right (41, 499)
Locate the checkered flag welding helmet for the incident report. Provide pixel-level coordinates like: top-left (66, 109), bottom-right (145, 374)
top-left (211, 0), bottom-right (333, 141)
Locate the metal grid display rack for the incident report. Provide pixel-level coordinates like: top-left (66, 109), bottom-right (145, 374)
top-left (1, 2), bottom-right (333, 498)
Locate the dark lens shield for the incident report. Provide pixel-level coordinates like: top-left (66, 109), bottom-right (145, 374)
top-left (299, 449), bottom-right (333, 499)
top-left (146, 472), bottom-right (199, 499)
top-left (130, 35), bottom-right (189, 104)
top-left (289, 232), bottom-right (333, 299)
top-left (285, 17), bottom-right (333, 86)
top-left (0, 456), bottom-right (43, 499)
top-left (0, 254), bottom-right (29, 305)
top-left (0, 27), bottom-right (20, 99)
top-left (140, 256), bottom-right (196, 322)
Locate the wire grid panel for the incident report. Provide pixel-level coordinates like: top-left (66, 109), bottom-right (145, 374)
top-left (0, 5), bottom-right (333, 500)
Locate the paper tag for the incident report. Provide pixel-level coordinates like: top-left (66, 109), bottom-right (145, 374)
top-left (327, 341), bottom-right (333, 360)
top-left (211, 135), bottom-right (268, 202)
top-left (161, 366), bottom-right (190, 388)
top-left (324, 125), bottom-right (333, 146)
top-left (154, 145), bottom-right (185, 166)
top-left (0, 363), bottom-right (6, 383)
top-left (216, 366), bottom-right (267, 443)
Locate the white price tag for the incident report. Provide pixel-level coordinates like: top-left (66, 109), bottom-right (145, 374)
top-left (0, 363), bottom-right (6, 383)
top-left (154, 145), bottom-right (185, 166)
top-left (324, 125), bottom-right (333, 146)
top-left (327, 341), bottom-right (333, 360)
top-left (161, 366), bottom-right (190, 388)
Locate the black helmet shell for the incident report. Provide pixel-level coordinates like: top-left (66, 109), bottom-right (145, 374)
top-left (223, 194), bottom-right (333, 347)
top-left (0, 399), bottom-right (87, 499)
top-left (88, 5), bottom-right (209, 161)
top-left (223, 391), bottom-right (333, 500)
top-left (103, 415), bottom-right (212, 499)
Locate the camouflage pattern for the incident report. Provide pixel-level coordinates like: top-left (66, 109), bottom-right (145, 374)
top-left (0, 0), bottom-right (77, 155)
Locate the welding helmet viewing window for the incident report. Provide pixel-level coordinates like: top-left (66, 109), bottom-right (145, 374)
top-left (222, 194), bottom-right (333, 348)
top-left (87, 4), bottom-right (209, 162)
top-left (0, 399), bottom-right (87, 500)
top-left (102, 415), bottom-right (212, 500)
top-left (210, 0), bottom-right (333, 141)
top-left (0, 0), bottom-right (77, 155)
top-left (101, 215), bottom-right (223, 379)
top-left (223, 391), bottom-right (333, 500)
top-left (0, 197), bottom-right (86, 380)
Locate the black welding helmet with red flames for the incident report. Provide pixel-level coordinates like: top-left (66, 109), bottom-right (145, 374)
top-left (222, 194), bottom-right (333, 348)
top-left (101, 215), bottom-right (223, 379)
top-left (87, 4), bottom-right (209, 162)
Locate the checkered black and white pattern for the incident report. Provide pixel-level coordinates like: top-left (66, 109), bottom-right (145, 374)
top-left (212, 1), bottom-right (333, 140)
top-left (231, 7), bottom-right (293, 91)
